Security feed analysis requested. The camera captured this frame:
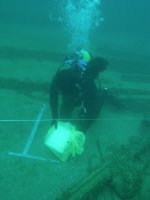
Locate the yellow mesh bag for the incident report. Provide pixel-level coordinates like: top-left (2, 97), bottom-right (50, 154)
top-left (45, 122), bottom-right (86, 161)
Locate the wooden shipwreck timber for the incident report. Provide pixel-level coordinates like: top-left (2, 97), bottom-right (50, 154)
top-left (57, 120), bottom-right (150, 200)
top-left (57, 163), bottom-right (110, 200)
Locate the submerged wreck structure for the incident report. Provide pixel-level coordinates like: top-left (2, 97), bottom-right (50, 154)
top-left (57, 119), bottom-right (150, 200)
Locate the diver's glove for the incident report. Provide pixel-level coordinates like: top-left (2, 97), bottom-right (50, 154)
top-left (51, 119), bottom-right (57, 129)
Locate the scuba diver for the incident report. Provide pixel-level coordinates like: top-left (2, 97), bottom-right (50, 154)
top-left (49, 49), bottom-right (108, 132)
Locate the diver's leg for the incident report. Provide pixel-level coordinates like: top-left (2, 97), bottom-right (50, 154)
top-left (79, 94), bottom-right (105, 132)
top-left (59, 98), bottom-right (74, 121)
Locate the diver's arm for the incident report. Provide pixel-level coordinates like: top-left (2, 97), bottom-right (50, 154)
top-left (49, 77), bottom-right (58, 127)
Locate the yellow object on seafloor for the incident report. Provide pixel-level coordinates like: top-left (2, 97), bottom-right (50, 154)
top-left (45, 122), bottom-right (86, 161)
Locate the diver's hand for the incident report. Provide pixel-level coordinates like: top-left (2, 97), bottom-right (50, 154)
top-left (51, 120), bottom-right (57, 129)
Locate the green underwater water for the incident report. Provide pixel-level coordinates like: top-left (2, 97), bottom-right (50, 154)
top-left (0, 0), bottom-right (150, 199)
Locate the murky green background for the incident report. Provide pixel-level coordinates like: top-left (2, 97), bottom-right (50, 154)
top-left (0, 1), bottom-right (150, 199)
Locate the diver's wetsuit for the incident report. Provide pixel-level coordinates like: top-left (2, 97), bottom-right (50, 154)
top-left (49, 67), bottom-right (105, 132)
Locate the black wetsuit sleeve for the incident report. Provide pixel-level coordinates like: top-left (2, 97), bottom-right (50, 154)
top-left (49, 76), bottom-right (58, 121)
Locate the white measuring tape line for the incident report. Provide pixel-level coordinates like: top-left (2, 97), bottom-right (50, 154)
top-left (0, 117), bottom-right (149, 122)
